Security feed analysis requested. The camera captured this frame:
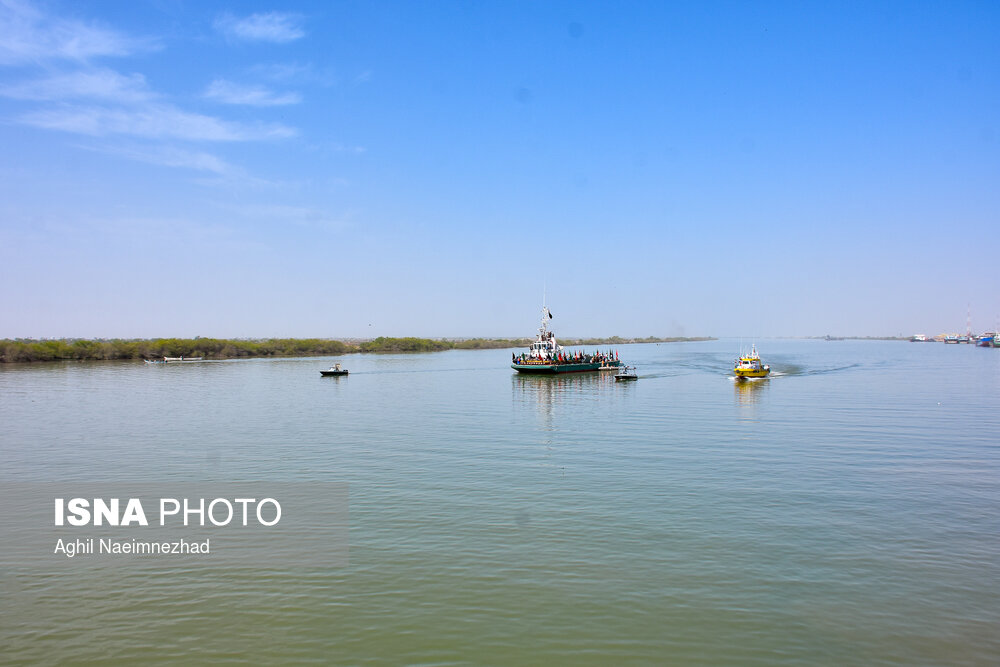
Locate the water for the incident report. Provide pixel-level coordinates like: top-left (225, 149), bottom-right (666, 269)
top-left (2, 340), bottom-right (998, 665)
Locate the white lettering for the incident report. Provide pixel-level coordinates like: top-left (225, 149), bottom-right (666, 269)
top-left (121, 498), bottom-right (148, 526)
top-left (67, 498), bottom-right (90, 526)
top-left (93, 498), bottom-right (118, 526)
top-left (183, 498), bottom-right (205, 526)
top-left (208, 498), bottom-right (233, 526)
top-left (160, 498), bottom-right (180, 525)
top-left (257, 498), bottom-right (281, 526)
top-left (54, 538), bottom-right (92, 557)
top-left (234, 498), bottom-right (255, 526)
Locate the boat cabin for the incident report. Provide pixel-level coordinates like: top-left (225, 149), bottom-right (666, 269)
top-left (736, 357), bottom-right (764, 372)
top-left (527, 309), bottom-right (563, 360)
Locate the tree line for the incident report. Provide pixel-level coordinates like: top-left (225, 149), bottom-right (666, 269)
top-left (0, 336), bottom-right (714, 363)
top-left (0, 338), bottom-right (351, 362)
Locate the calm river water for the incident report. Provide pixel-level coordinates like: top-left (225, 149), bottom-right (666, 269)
top-left (1, 340), bottom-right (998, 665)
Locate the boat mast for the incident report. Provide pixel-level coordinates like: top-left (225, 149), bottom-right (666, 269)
top-left (535, 285), bottom-right (557, 359)
top-left (539, 283), bottom-right (552, 340)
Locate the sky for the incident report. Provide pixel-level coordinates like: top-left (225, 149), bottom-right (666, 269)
top-left (1, 0), bottom-right (998, 339)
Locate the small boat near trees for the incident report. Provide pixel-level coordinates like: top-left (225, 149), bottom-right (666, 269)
top-left (145, 356), bottom-right (203, 363)
top-left (734, 344), bottom-right (770, 379)
top-left (320, 363), bottom-right (349, 376)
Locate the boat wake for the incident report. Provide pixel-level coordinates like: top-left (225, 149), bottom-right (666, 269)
top-left (633, 372), bottom-right (675, 380)
top-left (778, 362), bottom-right (862, 377)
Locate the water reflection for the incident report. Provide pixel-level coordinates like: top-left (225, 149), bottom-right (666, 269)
top-left (512, 372), bottom-right (614, 399)
top-left (733, 377), bottom-right (769, 412)
top-left (511, 372), bottom-right (616, 424)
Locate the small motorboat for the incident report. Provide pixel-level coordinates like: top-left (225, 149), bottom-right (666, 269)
top-left (734, 344), bottom-right (770, 379)
top-left (615, 365), bottom-right (638, 381)
top-left (320, 363), bottom-right (349, 377)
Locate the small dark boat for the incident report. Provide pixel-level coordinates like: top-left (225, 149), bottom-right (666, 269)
top-left (320, 363), bottom-right (348, 377)
top-left (615, 366), bottom-right (638, 381)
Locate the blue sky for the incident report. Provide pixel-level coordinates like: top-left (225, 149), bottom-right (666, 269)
top-left (1, 0), bottom-right (997, 339)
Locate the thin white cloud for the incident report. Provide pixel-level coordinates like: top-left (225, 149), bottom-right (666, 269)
top-left (215, 12), bottom-right (305, 43)
top-left (0, 0), bottom-right (153, 64)
top-left (192, 170), bottom-right (294, 190)
top-left (19, 104), bottom-right (297, 141)
top-left (249, 62), bottom-right (337, 87)
top-left (330, 142), bottom-right (366, 154)
top-left (144, 147), bottom-right (232, 173)
top-left (223, 203), bottom-right (352, 231)
top-left (0, 3), bottom-right (299, 183)
top-left (97, 144), bottom-right (234, 174)
top-left (251, 62), bottom-right (309, 82)
top-left (204, 79), bottom-right (301, 106)
top-left (75, 141), bottom-right (289, 188)
top-left (0, 68), bottom-right (154, 103)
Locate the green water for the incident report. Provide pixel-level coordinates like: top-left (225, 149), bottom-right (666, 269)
top-left (2, 340), bottom-right (998, 665)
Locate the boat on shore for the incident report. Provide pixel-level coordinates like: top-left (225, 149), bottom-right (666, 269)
top-left (734, 344), bottom-right (770, 379)
top-left (320, 363), bottom-right (349, 377)
top-left (511, 305), bottom-right (621, 374)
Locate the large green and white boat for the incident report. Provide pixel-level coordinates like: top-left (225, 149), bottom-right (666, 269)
top-left (511, 305), bottom-right (621, 374)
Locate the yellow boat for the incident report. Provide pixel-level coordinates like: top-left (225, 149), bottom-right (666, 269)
top-left (734, 344), bottom-right (770, 379)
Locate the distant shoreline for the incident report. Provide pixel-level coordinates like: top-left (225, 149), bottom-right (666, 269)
top-left (0, 336), bottom-right (716, 363)
top-left (803, 336), bottom-right (908, 341)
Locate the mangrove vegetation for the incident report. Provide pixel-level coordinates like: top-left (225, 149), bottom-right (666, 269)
top-left (0, 335), bottom-right (716, 363)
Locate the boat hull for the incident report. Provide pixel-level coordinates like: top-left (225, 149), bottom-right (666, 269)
top-left (734, 369), bottom-right (770, 379)
top-left (320, 370), bottom-right (349, 376)
top-left (511, 362), bottom-right (601, 374)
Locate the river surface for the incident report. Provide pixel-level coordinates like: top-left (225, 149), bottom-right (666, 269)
top-left (1, 340), bottom-right (998, 665)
